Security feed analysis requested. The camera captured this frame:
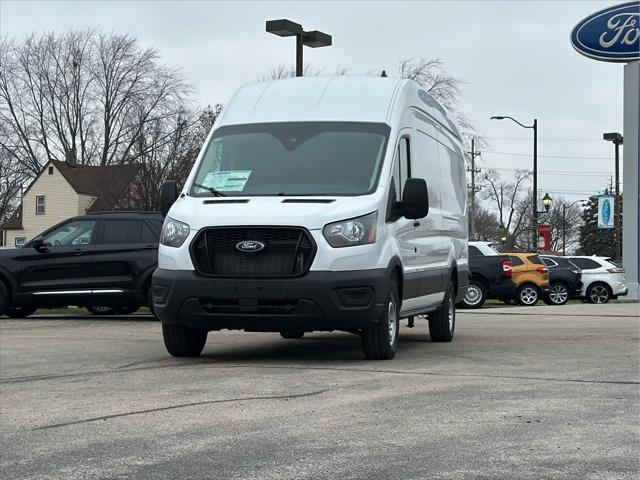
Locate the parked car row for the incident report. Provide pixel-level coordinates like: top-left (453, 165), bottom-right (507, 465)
top-left (461, 241), bottom-right (628, 308)
top-left (0, 212), bottom-right (162, 318)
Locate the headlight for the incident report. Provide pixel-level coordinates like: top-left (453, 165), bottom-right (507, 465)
top-left (323, 211), bottom-right (377, 248)
top-left (161, 217), bottom-right (190, 247)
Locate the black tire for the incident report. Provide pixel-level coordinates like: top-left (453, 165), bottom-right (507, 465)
top-left (0, 280), bottom-right (8, 315)
top-left (87, 306), bottom-right (118, 315)
top-left (586, 282), bottom-right (611, 304)
top-left (280, 331), bottom-right (305, 339)
top-left (162, 323), bottom-right (207, 357)
top-left (4, 305), bottom-right (37, 318)
top-left (517, 284), bottom-right (540, 306)
top-left (429, 281), bottom-right (456, 342)
top-left (543, 282), bottom-right (570, 306)
top-left (461, 280), bottom-right (486, 309)
top-left (362, 279), bottom-right (399, 360)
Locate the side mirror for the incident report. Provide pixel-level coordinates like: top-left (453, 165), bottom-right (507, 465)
top-left (31, 237), bottom-right (47, 253)
top-left (400, 178), bottom-right (429, 219)
top-left (160, 180), bottom-right (178, 217)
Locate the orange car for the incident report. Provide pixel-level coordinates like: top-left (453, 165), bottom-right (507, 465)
top-left (503, 253), bottom-right (550, 306)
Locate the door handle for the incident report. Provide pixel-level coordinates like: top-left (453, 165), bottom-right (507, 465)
top-left (73, 249), bottom-right (84, 256)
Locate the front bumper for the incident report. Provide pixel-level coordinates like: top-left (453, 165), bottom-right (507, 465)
top-left (152, 268), bottom-right (390, 332)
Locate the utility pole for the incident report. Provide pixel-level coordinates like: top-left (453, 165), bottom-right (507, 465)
top-left (467, 137), bottom-right (481, 240)
top-left (532, 118), bottom-right (538, 251)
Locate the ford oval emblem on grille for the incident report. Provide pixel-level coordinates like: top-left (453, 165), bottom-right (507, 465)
top-left (236, 240), bottom-right (265, 253)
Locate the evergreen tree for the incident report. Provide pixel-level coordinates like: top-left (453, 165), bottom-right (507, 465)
top-left (578, 192), bottom-right (623, 257)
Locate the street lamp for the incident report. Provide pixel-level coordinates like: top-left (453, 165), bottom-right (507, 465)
top-left (562, 199), bottom-right (586, 255)
top-left (491, 115), bottom-right (538, 249)
top-left (542, 193), bottom-right (552, 213)
top-left (266, 19), bottom-right (332, 77)
top-left (603, 132), bottom-right (623, 261)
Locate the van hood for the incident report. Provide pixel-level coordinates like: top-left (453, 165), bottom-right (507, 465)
top-left (167, 194), bottom-right (382, 231)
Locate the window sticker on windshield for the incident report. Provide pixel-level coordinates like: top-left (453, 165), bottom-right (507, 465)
top-left (201, 170), bottom-right (252, 192)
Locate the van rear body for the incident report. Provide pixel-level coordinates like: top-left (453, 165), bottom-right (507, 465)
top-left (153, 76), bottom-right (469, 359)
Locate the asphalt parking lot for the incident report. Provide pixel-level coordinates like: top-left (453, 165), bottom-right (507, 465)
top-left (1, 303), bottom-right (638, 480)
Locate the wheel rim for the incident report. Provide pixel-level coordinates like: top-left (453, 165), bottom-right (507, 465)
top-left (387, 299), bottom-right (397, 346)
top-left (464, 285), bottom-right (482, 306)
top-left (549, 284), bottom-right (568, 304)
top-left (590, 285), bottom-right (609, 303)
top-left (448, 292), bottom-right (455, 331)
top-left (520, 287), bottom-right (538, 305)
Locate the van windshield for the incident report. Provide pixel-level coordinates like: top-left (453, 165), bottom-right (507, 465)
top-left (189, 122), bottom-right (390, 197)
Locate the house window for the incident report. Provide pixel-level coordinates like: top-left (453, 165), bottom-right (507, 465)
top-left (48, 166), bottom-right (54, 175)
top-left (36, 196), bottom-right (46, 215)
top-left (15, 237), bottom-right (26, 247)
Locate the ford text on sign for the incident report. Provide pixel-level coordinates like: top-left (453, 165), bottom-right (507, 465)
top-left (571, 1), bottom-right (640, 62)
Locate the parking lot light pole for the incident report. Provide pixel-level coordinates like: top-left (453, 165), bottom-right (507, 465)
top-left (603, 132), bottom-right (623, 261)
top-left (266, 19), bottom-right (332, 77)
top-left (491, 116), bottom-right (538, 249)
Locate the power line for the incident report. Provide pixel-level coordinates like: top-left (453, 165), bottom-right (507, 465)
top-left (483, 166), bottom-right (623, 178)
top-left (485, 150), bottom-right (612, 160)
top-left (485, 137), bottom-right (605, 141)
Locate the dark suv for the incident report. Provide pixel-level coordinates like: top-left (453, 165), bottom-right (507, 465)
top-left (0, 212), bottom-right (162, 318)
top-left (540, 255), bottom-right (583, 305)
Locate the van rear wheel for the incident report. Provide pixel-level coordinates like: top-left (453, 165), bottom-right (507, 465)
top-left (362, 280), bottom-right (399, 360)
top-left (429, 281), bottom-right (456, 342)
top-left (162, 324), bottom-right (208, 357)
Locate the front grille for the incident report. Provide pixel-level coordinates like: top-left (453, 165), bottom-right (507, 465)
top-left (191, 227), bottom-right (316, 277)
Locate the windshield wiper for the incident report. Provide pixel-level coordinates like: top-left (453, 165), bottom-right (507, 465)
top-left (192, 182), bottom-right (227, 197)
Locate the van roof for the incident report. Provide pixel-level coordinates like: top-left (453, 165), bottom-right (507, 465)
top-left (217, 76), bottom-right (458, 135)
top-left (219, 76), bottom-right (402, 126)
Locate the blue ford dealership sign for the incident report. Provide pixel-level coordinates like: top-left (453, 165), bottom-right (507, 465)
top-left (571, 1), bottom-right (640, 62)
top-left (598, 195), bottom-right (615, 229)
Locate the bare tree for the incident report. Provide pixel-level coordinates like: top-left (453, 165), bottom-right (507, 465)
top-left (536, 197), bottom-right (583, 253)
top-left (92, 32), bottom-right (190, 166)
top-left (125, 104), bottom-right (222, 211)
top-left (260, 63), bottom-right (342, 81)
top-left (472, 207), bottom-right (501, 242)
top-left (480, 168), bottom-right (531, 250)
top-left (0, 29), bottom-right (191, 176)
top-left (0, 148), bottom-right (28, 239)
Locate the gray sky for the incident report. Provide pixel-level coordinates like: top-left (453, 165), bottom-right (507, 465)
top-left (0, 0), bottom-right (626, 201)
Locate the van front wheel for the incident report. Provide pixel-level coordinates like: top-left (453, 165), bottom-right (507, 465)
top-left (429, 282), bottom-right (456, 342)
top-left (162, 324), bottom-right (208, 357)
top-left (362, 280), bottom-right (399, 360)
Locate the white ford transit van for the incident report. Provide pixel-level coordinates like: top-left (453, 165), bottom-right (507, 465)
top-left (153, 76), bottom-right (468, 360)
